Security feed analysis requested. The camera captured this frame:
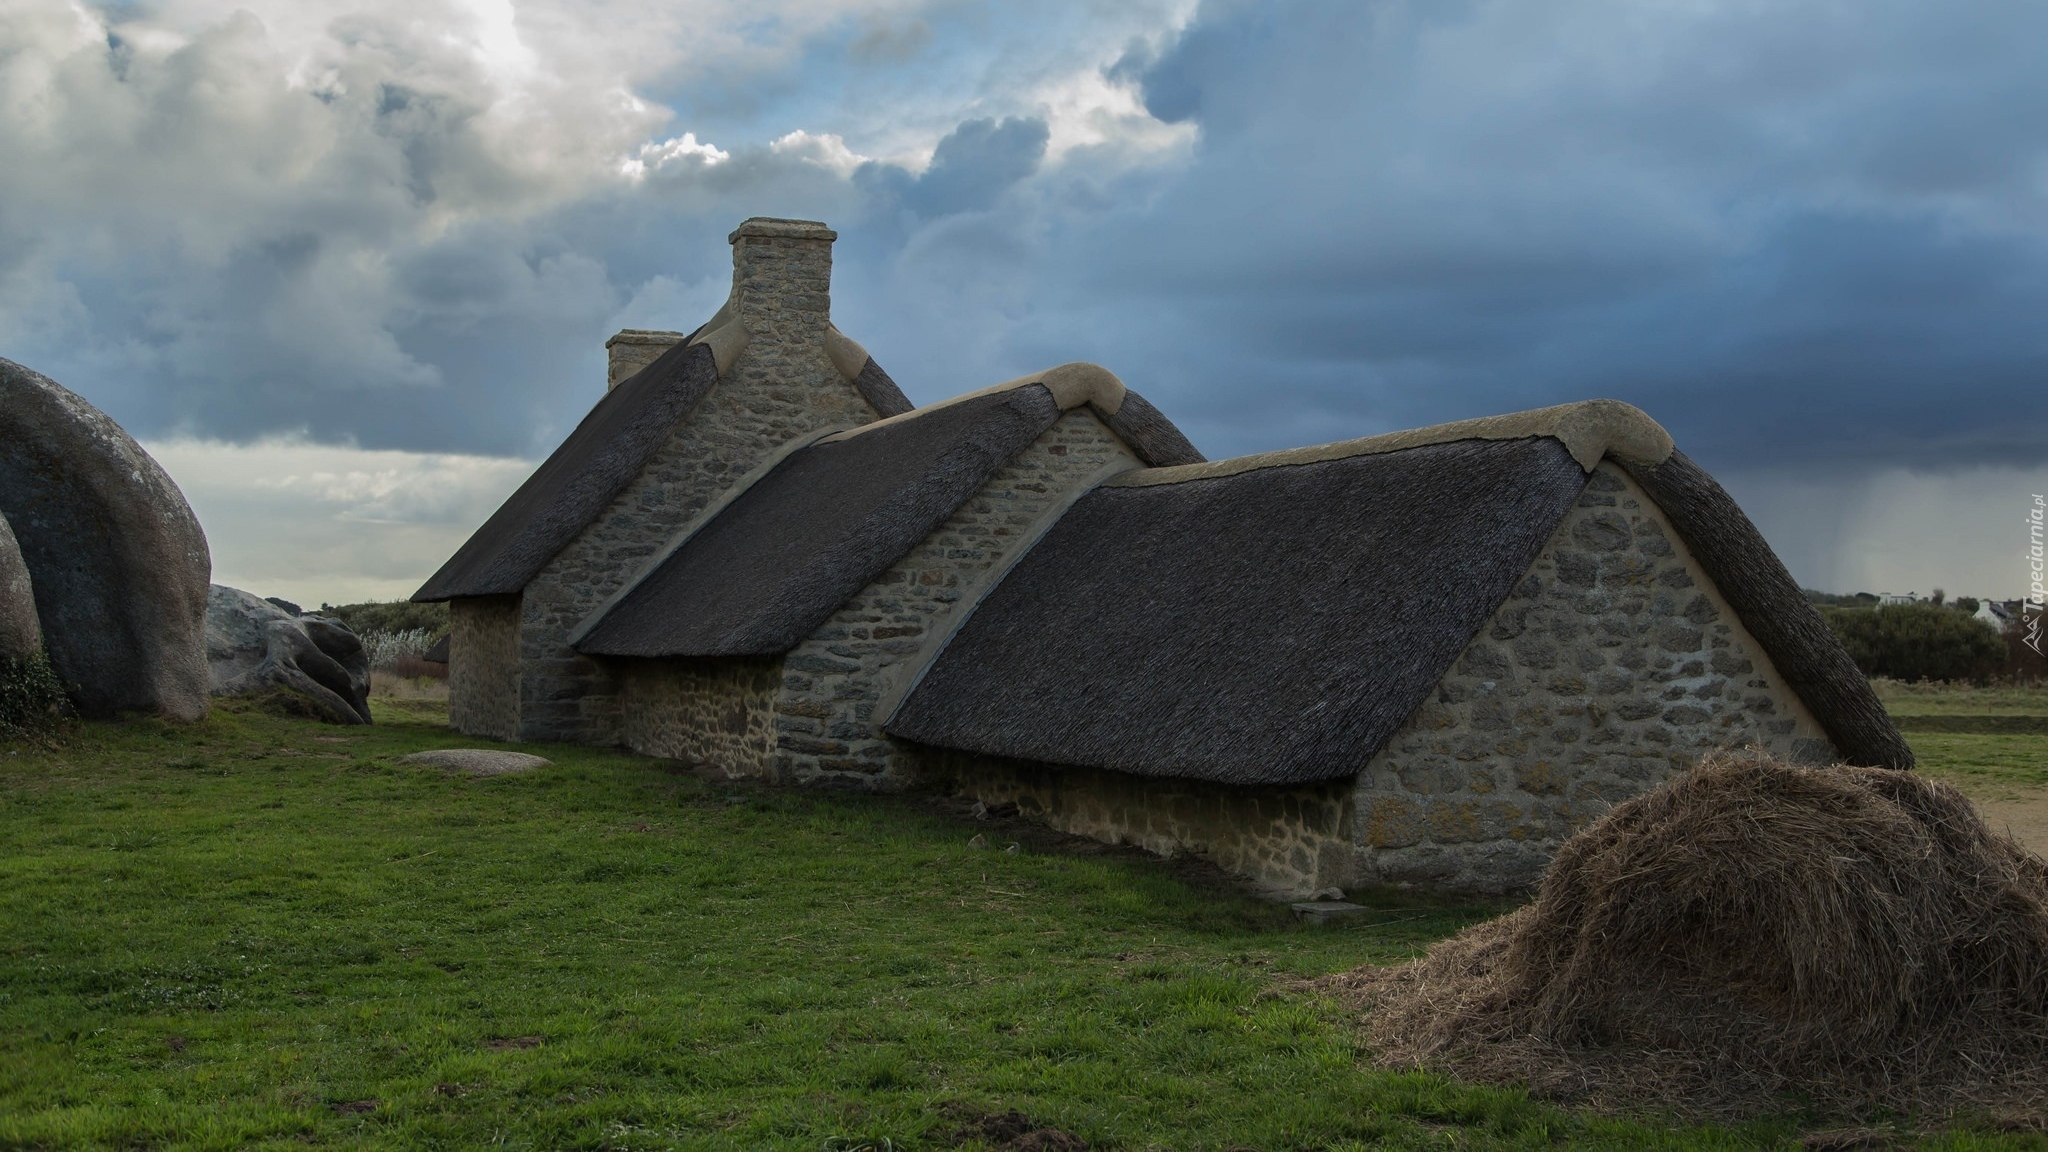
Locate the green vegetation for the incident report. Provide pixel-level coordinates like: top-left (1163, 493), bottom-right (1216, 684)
top-left (0, 649), bottom-right (70, 739)
top-left (1905, 732), bottom-right (2048, 798)
top-left (1881, 680), bottom-right (2048, 799)
top-left (1802, 589), bottom-right (1879, 608)
top-left (6, 699), bottom-right (2045, 1147)
top-left (1822, 603), bottom-right (2005, 684)
top-left (315, 599), bottom-right (449, 641)
top-left (1874, 679), bottom-right (2048, 719)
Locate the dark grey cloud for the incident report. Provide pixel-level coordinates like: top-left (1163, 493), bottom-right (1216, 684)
top-left (855, 116), bottom-right (1050, 219)
top-left (1042, 0), bottom-right (2048, 470)
top-left (8, 0), bottom-right (2047, 493)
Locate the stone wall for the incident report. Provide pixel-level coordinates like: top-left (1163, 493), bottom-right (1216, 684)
top-left (605, 330), bottom-right (685, 391)
top-left (934, 461), bottom-right (1838, 900)
top-left (449, 595), bottom-right (521, 739)
top-left (770, 407), bottom-right (1143, 785)
top-left (515, 223), bottom-right (881, 744)
top-left (617, 656), bottom-right (782, 774)
top-left (942, 753), bottom-right (1354, 899)
top-left (1351, 462), bottom-right (1836, 893)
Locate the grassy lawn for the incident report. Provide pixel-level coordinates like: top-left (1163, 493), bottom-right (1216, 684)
top-left (1878, 680), bottom-right (2048, 801)
top-left (3, 702), bottom-right (2044, 1149)
top-left (1870, 679), bottom-right (2048, 719)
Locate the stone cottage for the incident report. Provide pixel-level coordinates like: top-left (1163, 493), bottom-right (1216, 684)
top-left (414, 217), bottom-right (1911, 896)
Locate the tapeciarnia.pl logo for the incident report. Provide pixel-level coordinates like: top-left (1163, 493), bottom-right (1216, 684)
top-left (2027, 494), bottom-right (2045, 657)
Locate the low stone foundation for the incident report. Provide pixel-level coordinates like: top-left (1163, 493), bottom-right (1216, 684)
top-left (616, 657), bottom-right (781, 777)
top-left (940, 751), bottom-right (1355, 898)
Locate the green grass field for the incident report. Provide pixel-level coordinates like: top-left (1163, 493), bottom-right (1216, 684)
top-left (3, 693), bottom-right (2046, 1149)
top-left (1876, 680), bottom-right (2048, 800)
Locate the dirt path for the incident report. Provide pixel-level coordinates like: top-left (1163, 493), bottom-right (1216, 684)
top-left (1971, 795), bottom-right (2048, 858)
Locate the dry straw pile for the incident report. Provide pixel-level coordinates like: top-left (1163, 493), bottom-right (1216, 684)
top-left (1324, 750), bottom-right (2048, 1122)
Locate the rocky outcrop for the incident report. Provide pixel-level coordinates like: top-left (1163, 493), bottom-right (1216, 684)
top-left (0, 511), bottom-right (41, 664)
top-left (0, 357), bottom-right (211, 720)
top-left (206, 585), bottom-right (373, 724)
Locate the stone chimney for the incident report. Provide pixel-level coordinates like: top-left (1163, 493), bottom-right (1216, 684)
top-left (728, 217), bottom-right (836, 347)
top-left (604, 329), bottom-right (685, 392)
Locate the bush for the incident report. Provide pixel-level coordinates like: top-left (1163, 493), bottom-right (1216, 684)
top-left (1822, 603), bottom-right (2005, 683)
top-left (1803, 588), bottom-right (1880, 608)
top-left (317, 599), bottom-right (448, 639)
top-left (360, 628), bottom-right (436, 672)
top-left (0, 651), bottom-right (71, 738)
top-left (2001, 613), bottom-right (2048, 683)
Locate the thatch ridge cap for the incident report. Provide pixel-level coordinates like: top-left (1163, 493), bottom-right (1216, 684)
top-left (823, 324), bottom-right (869, 383)
top-left (818, 361), bottom-right (1128, 447)
top-left (1111, 398), bottom-right (1674, 488)
top-left (685, 298), bottom-right (748, 375)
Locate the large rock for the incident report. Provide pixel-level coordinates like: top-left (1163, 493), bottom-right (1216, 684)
top-left (0, 511), bottom-right (41, 664)
top-left (206, 586), bottom-right (373, 724)
top-left (0, 357), bottom-right (211, 719)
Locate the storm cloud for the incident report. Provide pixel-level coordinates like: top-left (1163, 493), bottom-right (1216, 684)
top-left (2, 0), bottom-right (2043, 602)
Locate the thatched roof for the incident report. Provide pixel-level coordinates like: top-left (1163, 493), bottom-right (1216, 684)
top-left (413, 331), bottom-right (917, 603)
top-left (414, 340), bottom-right (722, 601)
top-left (575, 385), bottom-right (1065, 656)
top-left (1616, 451), bottom-right (1913, 770)
top-left (886, 408), bottom-right (1912, 784)
top-left (886, 436), bottom-right (1594, 785)
top-left (572, 363), bottom-right (1201, 658)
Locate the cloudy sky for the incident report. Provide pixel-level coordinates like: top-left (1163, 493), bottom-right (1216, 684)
top-left (3, 0), bottom-right (2044, 605)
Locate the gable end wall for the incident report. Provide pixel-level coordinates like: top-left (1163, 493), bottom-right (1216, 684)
top-left (516, 348), bottom-right (882, 744)
top-left (768, 407), bottom-right (1143, 786)
top-left (1352, 461), bottom-right (1836, 893)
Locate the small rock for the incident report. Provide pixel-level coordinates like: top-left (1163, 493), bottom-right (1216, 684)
top-left (402, 749), bottom-right (551, 777)
top-left (968, 833), bottom-right (989, 849)
top-left (1003, 842), bottom-right (1020, 854)
top-left (1290, 900), bottom-right (1370, 925)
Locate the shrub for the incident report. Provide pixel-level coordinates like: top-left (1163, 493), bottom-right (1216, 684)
top-left (317, 599), bottom-right (449, 638)
top-left (2000, 612), bottom-right (2048, 683)
top-left (1821, 603), bottom-right (2005, 683)
top-left (0, 650), bottom-right (71, 738)
top-left (1803, 588), bottom-right (1879, 607)
top-left (360, 628), bottom-right (436, 672)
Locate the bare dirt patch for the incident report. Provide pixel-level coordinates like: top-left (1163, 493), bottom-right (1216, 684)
top-left (1974, 794), bottom-right (2048, 858)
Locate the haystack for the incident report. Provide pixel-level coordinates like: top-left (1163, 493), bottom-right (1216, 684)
top-left (1325, 750), bottom-right (2048, 1121)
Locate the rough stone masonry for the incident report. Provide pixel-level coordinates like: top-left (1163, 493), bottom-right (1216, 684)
top-left (489, 221), bottom-right (889, 745)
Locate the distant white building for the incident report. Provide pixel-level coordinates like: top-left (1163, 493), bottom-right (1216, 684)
top-left (1877, 592), bottom-right (1918, 606)
top-left (1977, 600), bottom-right (2018, 631)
